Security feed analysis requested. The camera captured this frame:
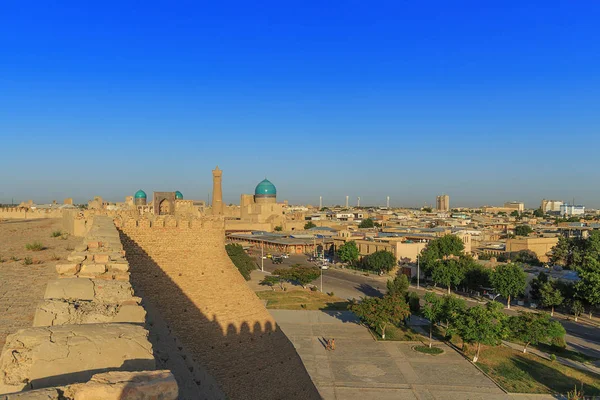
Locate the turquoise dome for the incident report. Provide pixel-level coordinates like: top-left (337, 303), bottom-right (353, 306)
top-left (255, 179), bottom-right (276, 196)
top-left (134, 190), bottom-right (147, 199)
top-left (175, 191), bottom-right (183, 200)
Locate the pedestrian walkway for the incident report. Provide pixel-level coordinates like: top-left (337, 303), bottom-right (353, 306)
top-left (270, 309), bottom-right (510, 400)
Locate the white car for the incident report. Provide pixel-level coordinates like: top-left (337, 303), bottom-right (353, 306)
top-left (320, 264), bottom-right (329, 270)
top-left (281, 254), bottom-right (289, 259)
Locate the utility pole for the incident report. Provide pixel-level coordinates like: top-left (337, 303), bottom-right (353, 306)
top-left (261, 242), bottom-right (264, 272)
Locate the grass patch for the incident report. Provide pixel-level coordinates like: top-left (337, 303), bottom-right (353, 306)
top-left (370, 324), bottom-right (421, 341)
top-left (25, 242), bottom-right (45, 251)
top-left (534, 342), bottom-right (598, 364)
top-left (51, 230), bottom-right (63, 238)
top-left (468, 345), bottom-right (600, 395)
top-left (414, 345), bottom-right (444, 355)
top-left (10, 256), bottom-right (19, 261)
top-left (256, 288), bottom-right (349, 311)
top-left (22, 257), bottom-right (33, 265)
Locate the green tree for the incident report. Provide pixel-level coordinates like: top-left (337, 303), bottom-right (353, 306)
top-left (539, 280), bottom-right (564, 316)
top-left (570, 299), bottom-right (584, 322)
top-left (260, 275), bottom-right (284, 291)
top-left (510, 210), bottom-right (520, 217)
top-left (575, 271), bottom-right (600, 319)
top-left (512, 250), bottom-right (541, 266)
top-left (358, 218), bottom-right (375, 228)
top-left (431, 259), bottom-right (465, 294)
top-left (422, 207), bottom-right (433, 213)
top-left (533, 208), bottom-right (545, 218)
top-left (364, 250), bottom-right (396, 273)
top-left (419, 235), bottom-right (465, 276)
top-left (515, 225), bottom-right (533, 237)
top-left (273, 266), bottom-right (321, 288)
top-left (421, 292), bottom-right (444, 348)
top-left (456, 301), bottom-right (506, 362)
top-left (273, 226), bottom-right (283, 231)
top-left (463, 262), bottom-right (491, 291)
top-left (225, 243), bottom-right (257, 281)
top-left (337, 241), bottom-right (359, 264)
top-left (406, 291), bottom-right (421, 313)
top-left (387, 274), bottom-right (409, 296)
top-left (440, 295), bottom-right (466, 336)
top-left (490, 263), bottom-right (527, 309)
top-left (508, 312), bottom-right (566, 353)
top-left (304, 221), bottom-right (316, 230)
top-left (350, 294), bottom-right (411, 339)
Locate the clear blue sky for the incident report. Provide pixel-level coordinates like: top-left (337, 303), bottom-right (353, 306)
top-left (1, 1), bottom-right (598, 208)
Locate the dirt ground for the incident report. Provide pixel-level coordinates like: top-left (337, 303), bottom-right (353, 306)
top-left (0, 218), bottom-right (80, 348)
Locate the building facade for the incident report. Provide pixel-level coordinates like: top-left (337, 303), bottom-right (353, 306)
top-left (436, 195), bottom-right (450, 212)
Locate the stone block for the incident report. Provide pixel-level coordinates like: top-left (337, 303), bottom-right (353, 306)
top-left (66, 253), bottom-right (86, 263)
top-left (44, 279), bottom-right (94, 301)
top-left (94, 254), bottom-right (109, 263)
top-left (0, 324), bottom-right (155, 391)
top-left (107, 262), bottom-right (129, 272)
top-left (113, 305), bottom-right (146, 323)
top-left (80, 263), bottom-right (106, 275)
top-left (92, 280), bottom-right (136, 304)
top-left (68, 370), bottom-right (177, 400)
top-left (55, 263), bottom-right (80, 275)
top-left (33, 300), bottom-right (143, 326)
top-left (87, 241), bottom-right (101, 249)
top-left (74, 244), bottom-right (88, 252)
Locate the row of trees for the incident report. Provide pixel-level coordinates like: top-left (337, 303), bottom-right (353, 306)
top-left (337, 241), bottom-right (397, 273)
top-left (548, 231), bottom-right (600, 318)
top-left (225, 243), bottom-right (257, 281)
top-left (352, 276), bottom-right (565, 363)
top-left (420, 236), bottom-right (529, 305)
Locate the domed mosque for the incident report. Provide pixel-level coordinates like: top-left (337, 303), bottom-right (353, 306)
top-left (175, 191), bottom-right (183, 200)
top-left (239, 178), bottom-right (283, 224)
top-left (254, 179), bottom-right (276, 204)
top-left (134, 189), bottom-right (147, 206)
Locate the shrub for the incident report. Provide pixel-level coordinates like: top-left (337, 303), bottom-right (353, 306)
top-left (414, 345), bottom-right (443, 355)
top-left (51, 254), bottom-right (61, 261)
top-left (328, 291), bottom-right (335, 297)
top-left (10, 256), bottom-right (19, 261)
top-left (25, 242), bottom-right (45, 251)
top-left (51, 230), bottom-right (63, 238)
top-left (551, 335), bottom-right (566, 349)
top-left (310, 286), bottom-right (318, 292)
top-left (23, 257), bottom-right (33, 265)
top-left (550, 354), bottom-right (557, 362)
top-left (0, 256), bottom-right (5, 263)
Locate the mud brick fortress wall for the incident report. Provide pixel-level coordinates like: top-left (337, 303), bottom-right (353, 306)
top-left (0, 208), bottom-right (62, 220)
top-left (117, 217), bottom-right (320, 400)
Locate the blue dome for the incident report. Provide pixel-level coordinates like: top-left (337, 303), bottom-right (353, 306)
top-left (255, 179), bottom-right (276, 196)
top-left (134, 190), bottom-right (147, 199)
top-left (175, 191), bottom-right (183, 200)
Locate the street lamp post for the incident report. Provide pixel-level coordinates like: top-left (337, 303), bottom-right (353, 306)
top-left (320, 267), bottom-right (323, 293)
top-left (417, 254), bottom-right (420, 289)
top-left (261, 242), bottom-right (264, 272)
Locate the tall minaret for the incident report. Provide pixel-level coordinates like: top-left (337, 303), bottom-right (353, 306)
top-left (212, 166), bottom-right (223, 215)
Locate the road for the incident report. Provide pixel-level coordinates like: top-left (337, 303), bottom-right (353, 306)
top-left (256, 252), bottom-right (600, 360)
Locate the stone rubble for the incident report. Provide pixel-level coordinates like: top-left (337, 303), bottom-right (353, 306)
top-left (0, 216), bottom-right (177, 399)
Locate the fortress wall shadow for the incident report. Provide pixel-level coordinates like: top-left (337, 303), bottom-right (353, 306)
top-left (117, 218), bottom-right (320, 400)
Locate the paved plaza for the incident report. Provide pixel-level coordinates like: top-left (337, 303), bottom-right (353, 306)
top-left (270, 310), bottom-right (511, 400)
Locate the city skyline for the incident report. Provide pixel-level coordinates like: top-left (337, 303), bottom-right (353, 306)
top-left (1, 2), bottom-right (599, 207)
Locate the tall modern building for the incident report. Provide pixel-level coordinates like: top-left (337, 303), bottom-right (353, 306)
top-left (212, 166), bottom-right (224, 215)
top-left (541, 199), bottom-right (563, 213)
top-left (436, 194), bottom-right (450, 212)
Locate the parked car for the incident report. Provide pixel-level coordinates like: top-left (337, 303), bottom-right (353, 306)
top-left (266, 253), bottom-right (272, 259)
top-left (281, 253), bottom-right (290, 259)
top-left (272, 256), bottom-right (283, 264)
